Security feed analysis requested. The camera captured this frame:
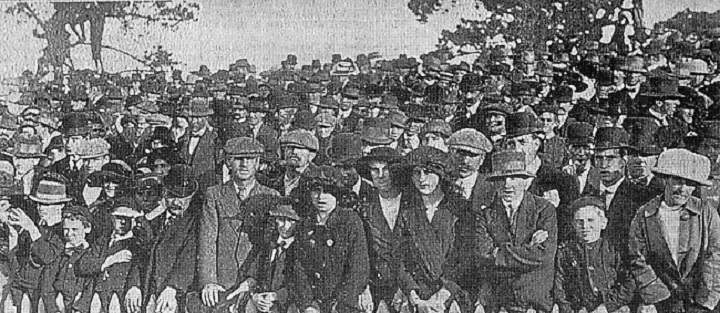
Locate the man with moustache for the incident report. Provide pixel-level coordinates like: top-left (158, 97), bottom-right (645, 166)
top-left (199, 137), bottom-right (280, 310)
top-left (479, 101), bottom-right (512, 149)
top-left (327, 133), bottom-right (373, 198)
top-left (628, 149), bottom-right (720, 313)
top-left (262, 129), bottom-right (319, 197)
top-left (178, 96), bottom-right (218, 193)
top-left (454, 73), bottom-right (485, 130)
top-left (592, 127), bottom-right (656, 258)
top-left (561, 122), bottom-right (600, 195)
top-left (447, 128), bottom-right (494, 207)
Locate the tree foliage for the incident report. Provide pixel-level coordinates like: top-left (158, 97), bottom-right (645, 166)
top-left (408, 0), bottom-right (645, 56)
top-left (4, 1), bottom-right (199, 76)
top-left (660, 9), bottom-right (720, 36)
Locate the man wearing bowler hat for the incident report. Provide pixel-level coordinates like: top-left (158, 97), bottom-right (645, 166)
top-left (199, 137), bottom-right (280, 310)
top-left (125, 165), bottom-right (200, 313)
top-left (592, 127), bottom-right (656, 258)
top-left (629, 149), bottom-right (720, 313)
top-left (178, 96), bottom-right (218, 193)
top-left (562, 122), bottom-right (600, 195)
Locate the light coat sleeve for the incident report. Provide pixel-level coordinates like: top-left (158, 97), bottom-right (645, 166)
top-left (199, 186), bottom-right (220, 287)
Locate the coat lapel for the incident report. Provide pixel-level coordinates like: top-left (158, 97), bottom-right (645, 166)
top-left (679, 199), bottom-right (702, 278)
top-left (512, 194), bottom-right (535, 245)
top-left (643, 199), bottom-right (680, 273)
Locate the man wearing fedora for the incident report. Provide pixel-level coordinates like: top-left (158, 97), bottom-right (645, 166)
top-left (641, 76), bottom-right (685, 128)
top-left (504, 111), bottom-right (578, 239)
top-left (6, 175), bottom-right (73, 313)
top-left (592, 127), bottom-right (657, 258)
top-left (446, 150), bottom-right (557, 313)
top-left (562, 122), bottom-right (601, 195)
top-left (66, 137), bottom-right (112, 206)
top-left (5, 133), bottom-right (45, 196)
top-left (241, 98), bottom-right (279, 157)
top-left (199, 137), bottom-right (280, 310)
top-left (628, 149), bottom-right (720, 313)
top-left (178, 96), bottom-right (219, 194)
top-left (126, 165), bottom-right (200, 313)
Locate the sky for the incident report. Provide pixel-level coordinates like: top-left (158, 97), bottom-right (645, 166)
top-left (0, 0), bottom-right (719, 79)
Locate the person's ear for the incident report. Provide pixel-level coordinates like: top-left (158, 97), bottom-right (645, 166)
top-left (598, 215), bottom-right (609, 230)
top-left (84, 226), bottom-right (92, 234)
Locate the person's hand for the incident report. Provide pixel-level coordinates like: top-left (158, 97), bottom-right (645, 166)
top-left (202, 283), bottom-right (226, 307)
top-left (145, 199), bottom-right (167, 221)
top-left (637, 304), bottom-right (657, 313)
top-left (7, 225), bottom-right (19, 251)
top-left (103, 250), bottom-right (133, 270)
top-left (125, 286), bottom-right (142, 313)
top-left (359, 285), bottom-right (374, 313)
top-left (155, 287), bottom-right (177, 313)
top-left (225, 280), bottom-right (250, 301)
top-left (251, 293), bottom-right (275, 313)
top-left (590, 304), bottom-right (608, 313)
top-left (7, 208), bottom-right (36, 231)
top-left (561, 164), bottom-right (576, 176)
top-left (531, 230), bottom-right (549, 245)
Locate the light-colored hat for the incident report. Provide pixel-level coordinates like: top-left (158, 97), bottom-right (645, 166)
top-left (68, 138), bottom-right (111, 159)
top-left (281, 129), bottom-right (319, 152)
top-left (30, 179), bottom-right (73, 204)
top-left (488, 150), bottom-right (536, 180)
top-left (651, 148), bottom-right (712, 186)
top-left (314, 113), bottom-right (337, 127)
top-left (447, 128), bottom-right (492, 154)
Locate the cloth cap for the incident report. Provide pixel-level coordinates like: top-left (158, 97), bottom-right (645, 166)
top-left (488, 150), bottom-right (536, 179)
top-left (281, 129), bottom-right (319, 151)
top-left (224, 137), bottom-right (265, 157)
top-left (112, 197), bottom-right (142, 218)
top-left (314, 113), bottom-right (337, 127)
top-left (447, 128), bottom-right (492, 154)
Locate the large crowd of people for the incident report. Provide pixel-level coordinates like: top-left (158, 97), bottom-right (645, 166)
top-left (3, 33), bottom-right (720, 313)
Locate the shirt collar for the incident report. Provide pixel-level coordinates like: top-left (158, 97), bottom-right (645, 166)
top-left (277, 236), bottom-right (295, 248)
top-left (65, 241), bottom-right (90, 249)
top-left (601, 177), bottom-right (624, 194)
top-left (111, 230), bottom-right (134, 242)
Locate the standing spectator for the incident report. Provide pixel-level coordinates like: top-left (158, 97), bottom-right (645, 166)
top-left (178, 96), bottom-right (219, 193)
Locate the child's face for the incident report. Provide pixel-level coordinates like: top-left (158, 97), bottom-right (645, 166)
top-left (274, 217), bottom-right (297, 239)
top-left (573, 206), bottom-right (607, 243)
top-left (112, 216), bottom-right (133, 236)
top-left (63, 218), bottom-right (90, 246)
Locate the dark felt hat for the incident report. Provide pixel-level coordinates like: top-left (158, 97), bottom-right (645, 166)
top-left (328, 133), bottom-right (363, 165)
top-left (505, 112), bottom-right (543, 138)
top-left (405, 146), bottom-right (452, 181)
top-left (623, 117), bottom-right (662, 156)
top-left (641, 76), bottom-right (685, 99)
top-left (566, 122), bottom-right (595, 146)
top-left (594, 127), bottom-right (632, 150)
top-left (488, 150), bottom-right (535, 179)
top-left (164, 165), bottom-right (198, 198)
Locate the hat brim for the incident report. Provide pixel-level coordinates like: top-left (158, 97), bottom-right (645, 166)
top-left (2, 149), bottom-right (45, 158)
top-left (29, 195), bottom-right (73, 204)
top-left (651, 167), bottom-right (712, 186)
top-left (487, 170), bottom-right (536, 180)
top-left (640, 92), bottom-right (685, 99)
top-left (166, 181), bottom-right (199, 198)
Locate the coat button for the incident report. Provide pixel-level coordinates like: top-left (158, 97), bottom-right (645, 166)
top-left (321, 262), bottom-right (326, 268)
top-left (588, 266), bottom-right (595, 271)
top-left (315, 272), bottom-right (321, 279)
top-left (68, 264), bottom-right (73, 269)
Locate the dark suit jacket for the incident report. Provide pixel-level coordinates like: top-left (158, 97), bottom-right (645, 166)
top-left (199, 181), bottom-right (280, 288)
top-left (629, 196), bottom-right (720, 309)
top-left (237, 231), bottom-right (296, 311)
top-left (140, 207), bottom-right (199, 296)
top-left (457, 193), bottom-right (558, 312)
top-left (530, 160), bottom-right (579, 242)
top-left (289, 207), bottom-right (369, 312)
top-left (78, 234), bottom-right (146, 293)
top-left (178, 128), bottom-right (219, 192)
top-left (579, 166), bottom-right (602, 196)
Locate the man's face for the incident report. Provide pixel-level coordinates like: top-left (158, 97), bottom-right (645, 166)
top-left (369, 160), bottom-right (393, 192)
top-left (663, 99), bottom-right (679, 116)
top-left (698, 138), bottom-right (720, 175)
top-left (596, 114), bottom-right (619, 128)
top-left (38, 203), bottom-right (64, 222)
top-left (274, 216), bottom-right (297, 239)
top-left (63, 218), bottom-right (90, 246)
top-left (505, 134), bottom-right (540, 162)
top-left (539, 112), bottom-right (557, 134)
top-left (310, 188), bottom-right (337, 213)
top-left (278, 108), bottom-right (297, 125)
top-left (188, 116), bottom-right (208, 134)
top-left (283, 146), bottom-right (315, 169)
top-left (464, 91), bottom-right (480, 106)
top-left (315, 125), bottom-right (334, 138)
top-left (452, 148), bottom-right (485, 178)
top-left (678, 107), bottom-right (694, 124)
top-left (84, 155), bottom-right (109, 174)
top-left (568, 145), bottom-right (594, 173)
top-left (573, 206), bottom-right (607, 243)
top-left (390, 126), bottom-right (405, 141)
top-left (484, 113), bottom-right (506, 135)
top-left (307, 93), bottom-right (321, 105)
top-left (134, 188), bottom-right (162, 212)
top-left (166, 194), bottom-right (194, 216)
top-left (227, 156), bottom-right (259, 181)
top-left (112, 215), bottom-right (133, 236)
top-left (337, 165), bottom-right (359, 189)
top-left (422, 133), bottom-right (446, 151)
top-left (407, 122), bottom-right (424, 136)
top-left (497, 176), bottom-right (531, 202)
top-left (152, 159), bottom-right (172, 177)
top-left (594, 149), bottom-right (625, 184)
top-left (625, 72), bottom-right (643, 86)
top-left (103, 182), bottom-right (119, 198)
top-left (412, 167), bottom-right (440, 195)
top-left (664, 176), bottom-right (697, 207)
top-left (249, 112), bottom-right (265, 126)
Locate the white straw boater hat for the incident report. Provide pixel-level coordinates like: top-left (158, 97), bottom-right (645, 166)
top-left (651, 148), bottom-right (712, 186)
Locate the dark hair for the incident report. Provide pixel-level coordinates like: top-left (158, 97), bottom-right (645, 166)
top-left (62, 212), bottom-right (92, 229)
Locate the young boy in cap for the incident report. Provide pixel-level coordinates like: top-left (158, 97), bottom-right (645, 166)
top-left (554, 196), bottom-right (634, 313)
top-left (79, 197), bottom-right (146, 313)
top-left (226, 196), bottom-right (301, 313)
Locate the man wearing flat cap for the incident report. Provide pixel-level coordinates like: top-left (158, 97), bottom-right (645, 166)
top-left (445, 150), bottom-right (557, 313)
top-left (447, 128), bottom-right (494, 207)
top-left (199, 137), bottom-right (280, 310)
top-left (261, 129), bottom-right (319, 197)
top-left (178, 96), bottom-right (218, 193)
top-left (629, 149), bottom-right (720, 313)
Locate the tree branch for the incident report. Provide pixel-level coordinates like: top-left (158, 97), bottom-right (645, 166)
top-left (72, 42), bottom-right (148, 66)
top-left (17, 3), bottom-right (46, 30)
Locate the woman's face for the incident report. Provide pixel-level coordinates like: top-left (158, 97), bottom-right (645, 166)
top-left (412, 167), bottom-right (440, 195)
top-left (103, 181), bottom-right (119, 198)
